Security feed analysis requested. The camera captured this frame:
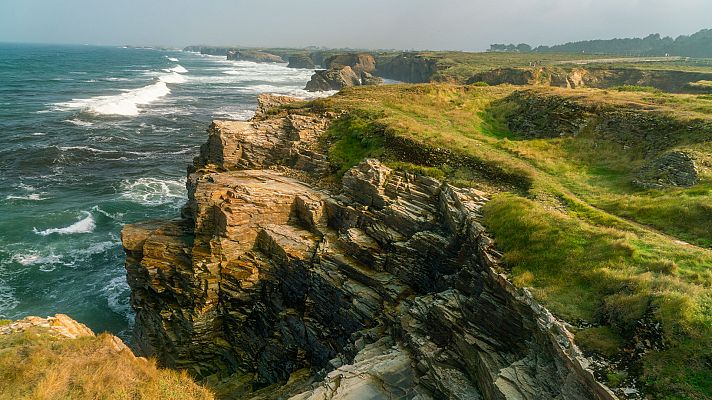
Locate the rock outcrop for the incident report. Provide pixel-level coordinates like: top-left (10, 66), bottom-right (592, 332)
top-left (227, 50), bottom-right (285, 63)
top-left (633, 150), bottom-right (699, 189)
top-left (122, 94), bottom-right (617, 399)
top-left (467, 67), bottom-right (712, 94)
top-left (287, 54), bottom-right (316, 69)
top-left (305, 67), bottom-right (360, 91)
top-left (375, 53), bottom-right (439, 83)
top-left (323, 53), bottom-right (377, 75)
top-left (501, 90), bottom-right (712, 156)
top-left (305, 67), bottom-right (383, 92)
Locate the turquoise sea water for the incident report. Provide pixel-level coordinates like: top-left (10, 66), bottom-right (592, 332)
top-left (0, 43), bottom-right (321, 339)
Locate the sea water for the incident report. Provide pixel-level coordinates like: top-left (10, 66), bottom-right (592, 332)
top-left (0, 43), bottom-right (325, 339)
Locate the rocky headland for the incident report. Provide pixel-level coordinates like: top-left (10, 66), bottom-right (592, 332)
top-left (120, 93), bottom-right (619, 399)
top-left (227, 50), bottom-right (285, 64)
top-left (305, 53), bottom-right (383, 91)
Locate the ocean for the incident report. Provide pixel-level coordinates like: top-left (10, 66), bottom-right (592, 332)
top-left (0, 43), bottom-right (325, 339)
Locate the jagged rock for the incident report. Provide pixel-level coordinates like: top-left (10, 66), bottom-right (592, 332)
top-left (633, 150), bottom-right (699, 188)
top-left (288, 337), bottom-right (431, 400)
top-left (287, 54), bottom-right (316, 69)
top-left (374, 53), bottom-right (438, 83)
top-left (305, 66), bottom-right (362, 92)
top-left (323, 53), bottom-right (377, 75)
top-left (361, 71), bottom-right (384, 86)
top-left (255, 94), bottom-right (300, 117)
top-left (227, 50), bottom-right (284, 63)
top-left (122, 99), bottom-right (618, 399)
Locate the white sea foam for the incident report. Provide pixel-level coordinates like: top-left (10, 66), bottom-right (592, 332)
top-left (33, 211), bottom-right (96, 236)
top-left (102, 275), bottom-right (133, 321)
top-left (11, 251), bottom-right (64, 266)
top-left (64, 118), bottom-right (94, 127)
top-left (215, 109), bottom-right (255, 121)
top-left (32, 132), bottom-right (47, 136)
top-left (167, 64), bottom-right (188, 74)
top-left (59, 145), bottom-right (113, 153)
top-left (55, 81), bottom-right (171, 116)
top-left (6, 193), bottom-right (45, 201)
top-left (120, 177), bottom-right (186, 206)
top-left (167, 57), bottom-right (180, 62)
top-left (159, 72), bottom-right (187, 84)
top-left (92, 205), bottom-right (124, 221)
top-left (54, 63), bottom-right (188, 116)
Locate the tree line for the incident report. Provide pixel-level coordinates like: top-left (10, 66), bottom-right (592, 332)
top-left (489, 29), bottom-right (712, 57)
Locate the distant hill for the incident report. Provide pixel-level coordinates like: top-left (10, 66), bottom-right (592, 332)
top-left (490, 29), bottom-right (712, 57)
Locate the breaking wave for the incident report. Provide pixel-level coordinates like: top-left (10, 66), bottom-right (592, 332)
top-left (33, 211), bottom-right (96, 236)
top-left (120, 177), bottom-right (186, 206)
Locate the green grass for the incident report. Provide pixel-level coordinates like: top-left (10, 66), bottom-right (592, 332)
top-left (294, 83), bottom-right (712, 399)
top-left (613, 84), bottom-right (663, 93)
top-left (323, 112), bottom-right (385, 176)
top-left (576, 326), bottom-right (626, 357)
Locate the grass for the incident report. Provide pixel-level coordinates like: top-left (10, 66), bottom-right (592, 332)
top-left (0, 327), bottom-right (214, 400)
top-left (322, 112), bottom-right (385, 176)
top-left (294, 83), bottom-right (712, 399)
top-left (613, 84), bottom-right (663, 93)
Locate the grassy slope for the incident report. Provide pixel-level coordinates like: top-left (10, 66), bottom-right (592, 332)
top-left (0, 327), bottom-right (214, 400)
top-left (297, 84), bottom-right (712, 399)
top-left (380, 51), bottom-right (712, 83)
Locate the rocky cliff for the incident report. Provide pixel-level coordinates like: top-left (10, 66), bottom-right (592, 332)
top-left (467, 67), bottom-right (712, 94)
top-left (227, 50), bottom-right (285, 63)
top-left (122, 94), bottom-right (618, 399)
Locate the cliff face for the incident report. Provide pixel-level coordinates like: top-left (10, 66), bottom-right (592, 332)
top-left (467, 67), bottom-right (712, 94)
top-left (375, 53), bottom-right (439, 83)
top-left (122, 94), bottom-right (616, 399)
top-left (227, 50), bottom-right (285, 64)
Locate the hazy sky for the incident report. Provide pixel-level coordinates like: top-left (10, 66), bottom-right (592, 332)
top-left (0, 0), bottom-right (709, 50)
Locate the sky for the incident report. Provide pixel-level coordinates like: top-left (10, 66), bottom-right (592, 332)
top-left (0, 0), bottom-right (710, 51)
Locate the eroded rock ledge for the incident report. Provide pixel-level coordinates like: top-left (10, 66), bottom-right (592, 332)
top-left (122, 94), bottom-right (617, 399)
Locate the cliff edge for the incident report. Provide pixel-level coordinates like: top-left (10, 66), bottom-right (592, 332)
top-left (121, 94), bottom-right (616, 399)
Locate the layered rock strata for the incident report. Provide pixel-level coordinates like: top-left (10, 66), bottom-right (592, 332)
top-left (122, 95), bottom-right (617, 399)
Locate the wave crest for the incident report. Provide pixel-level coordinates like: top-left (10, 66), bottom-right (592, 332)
top-left (120, 177), bottom-right (186, 206)
top-left (33, 211), bottom-right (96, 236)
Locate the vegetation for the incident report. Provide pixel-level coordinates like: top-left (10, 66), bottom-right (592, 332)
top-left (490, 29), bottom-right (712, 58)
top-left (297, 83), bottom-right (712, 399)
top-left (0, 327), bottom-right (214, 400)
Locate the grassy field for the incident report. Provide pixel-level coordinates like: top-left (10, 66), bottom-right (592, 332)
top-left (295, 84), bottom-right (712, 399)
top-left (0, 327), bottom-right (214, 400)
top-left (373, 51), bottom-right (712, 83)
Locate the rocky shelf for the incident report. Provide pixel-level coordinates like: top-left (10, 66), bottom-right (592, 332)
top-left (121, 94), bottom-right (619, 399)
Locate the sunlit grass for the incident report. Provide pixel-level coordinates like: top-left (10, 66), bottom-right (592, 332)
top-left (0, 328), bottom-right (214, 400)
top-left (296, 83), bottom-right (712, 398)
